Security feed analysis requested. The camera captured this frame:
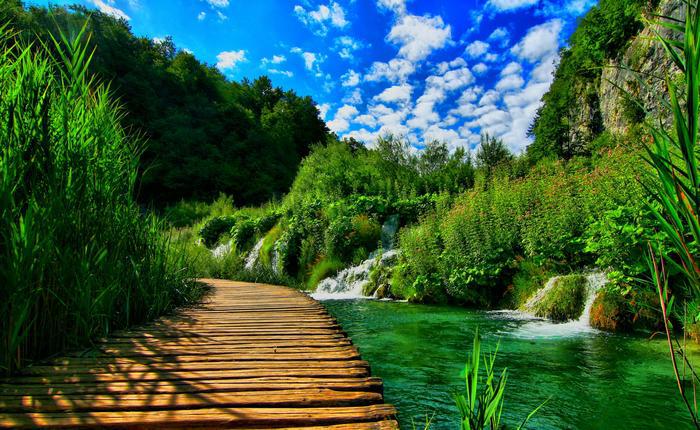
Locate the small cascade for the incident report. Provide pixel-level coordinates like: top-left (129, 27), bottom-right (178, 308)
top-left (523, 276), bottom-right (560, 314)
top-left (500, 271), bottom-right (608, 338)
top-left (270, 246), bottom-right (281, 274)
top-left (381, 214), bottom-right (400, 250)
top-left (311, 250), bottom-right (398, 300)
top-left (211, 240), bottom-right (232, 259)
top-left (244, 238), bottom-right (264, 270)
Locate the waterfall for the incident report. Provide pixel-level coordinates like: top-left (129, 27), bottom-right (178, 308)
top-left (244, 238), bottom-right (264, 270)
top-left (381, 214), bottom-right (400, 250)
top-left (211, 240), bottom-right (232, 259)
top-left (311, 250), bottom-right (398, 300)
top-left (495, 271), bottom-right (608, 338)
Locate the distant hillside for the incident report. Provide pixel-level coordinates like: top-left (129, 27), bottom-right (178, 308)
top-left (0, 1), bottom-right (329, 206)
top-left (529, 0), bottom-right (682, 160)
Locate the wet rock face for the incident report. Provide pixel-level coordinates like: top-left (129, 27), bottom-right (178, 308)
top-left (598, 0), bottom-right (685, 135)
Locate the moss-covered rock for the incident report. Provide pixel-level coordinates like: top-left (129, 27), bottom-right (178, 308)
top-left (590, 290), bottom-right (631, 331)
top-left (591, 289), bottom-right (663, 332)
top-left (532, 275), bottom-right (587, 322)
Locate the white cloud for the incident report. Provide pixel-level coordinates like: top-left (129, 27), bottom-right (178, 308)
top-left (500, 61), bottom-right (523, 76)
top-left (436, 57), bottom-right (467, 74)
top-left (216, 50), bottom-right (247, 71)
top-left (511, 19), bottom-right (562, 62)
top-left (374, 84), bottom-right (413, 104)
top-left (530, 54), bottom-right (559, 82)
top-left (487, 0), bottom-right (538, 11)
top-left (261, 55), bottom-right (286, 66)
top-left (216, 10), bottom-right (228, 21)
top-left (328, 104), bottom-right (360, 132)
top-left (365, 58), bottom-right (415, 83)
top-left (495, 74), bottom-right (525, 91)
top-left (426, 67), bottom-right (474, 92)
top-left (317, 103), bottom-right (331, 119)
top-left (484, 53), bottom-right (499, 62)
top-left (354, 114), bottom-right (378, 128)
top-left (294, 2), bottom-right (348, 36)
top-left (206, 0), bottom-right (229, 7)
top-left (91, 0), bottom-right (130, 20)
top-left (342, 70), bottom-right (361, 87)
top-left (334, 36), bottom-right (363, 59)
top-left (472, 63), bottom-right (488, 75)
top-left (377, 0), bottom-right (406, 14)
top-left (387, 14), bottom-right (452, 62)
top-left (488, 27), bottom-right (509, 41)
top-left (465, 40), bottom-right (489, 58)
top-left (343, 88), bottom-right (363, 105)
top-left (291, 48), bottom-right (326, 75)
top-left (197, 11), bottom-right (206, 21)
top-left (479, 90), bottom-right (500, 106)
top-left (268, 69), bottom-right (294, 77)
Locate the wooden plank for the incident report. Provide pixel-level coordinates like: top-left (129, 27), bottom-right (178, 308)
top-left (0, 404), bottom-right (397, 428)
top-left (0, 280), bottom-right (398, 428)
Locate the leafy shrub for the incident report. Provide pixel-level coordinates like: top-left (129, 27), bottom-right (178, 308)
top-left (590, 290), bottom-right (633, 331)
top-left (199, 215), bottom-right (237, 247)
top-left (509, 259), bottom-right (555, 309)
top-left (164, 200), bottom-right (213, 228)
top-left (231, 218), bottom-right (257, 250)
top-left (532, 275), bottom-right (587, 321)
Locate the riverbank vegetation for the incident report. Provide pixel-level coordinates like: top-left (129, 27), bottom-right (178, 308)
top-left (0, 24), bottom-right (202, 374)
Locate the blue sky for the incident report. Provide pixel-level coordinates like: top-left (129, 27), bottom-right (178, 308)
top-left (28, 0), bottom-right (596, 152)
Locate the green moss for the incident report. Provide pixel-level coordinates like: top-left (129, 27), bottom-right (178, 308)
top-left (532, 275), bottom-right (587, 321)
top-left (306, 257), bottom-right (345, 290)
top-left (260, 224), bottom-right (283, 268)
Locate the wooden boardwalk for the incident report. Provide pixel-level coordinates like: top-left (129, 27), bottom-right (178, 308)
top-left (0, 280), bottom-right (398, 429)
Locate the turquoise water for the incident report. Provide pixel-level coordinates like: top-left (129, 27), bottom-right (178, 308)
top-left (322, 299), bottom-right (697, 429)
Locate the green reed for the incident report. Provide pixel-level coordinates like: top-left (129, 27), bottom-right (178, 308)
top-left (0, 22), bottom-right (201, 374)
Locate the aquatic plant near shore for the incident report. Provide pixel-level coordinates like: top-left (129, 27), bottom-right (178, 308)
top-left (454, 329), bottom-right (547, 430)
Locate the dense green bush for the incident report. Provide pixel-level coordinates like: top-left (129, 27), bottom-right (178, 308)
top-left (199, 215), bottom-right (237, 248)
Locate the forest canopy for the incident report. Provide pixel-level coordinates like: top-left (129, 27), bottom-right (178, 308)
top-left (0, 0), bottom-right (330, 206)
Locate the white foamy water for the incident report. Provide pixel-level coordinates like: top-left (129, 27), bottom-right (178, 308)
top-left (211, 240), bottom-right (232, 259)
top-left (491, 271), bottom-right (609, 339)
top-left (311, 250), bottom-right (398, 300)
top-left (244, 238), bottom-right (264, 270)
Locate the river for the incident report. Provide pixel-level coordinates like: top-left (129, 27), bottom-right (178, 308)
top-left (322, 299), bottom-right (697, 429)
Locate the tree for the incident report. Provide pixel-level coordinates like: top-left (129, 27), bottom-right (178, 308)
top-left (476, 133), bottom-right (512, 175)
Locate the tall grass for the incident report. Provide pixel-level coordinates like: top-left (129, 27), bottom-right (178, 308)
top-left (636, 0), bottom-right (700, 426)
top-left (0, 23), bottom-right (201, 374)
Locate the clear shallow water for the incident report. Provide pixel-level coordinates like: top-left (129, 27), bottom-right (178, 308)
top-left (322, 299), bottom-right (698, 430)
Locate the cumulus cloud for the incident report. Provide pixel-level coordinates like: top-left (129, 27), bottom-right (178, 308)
top-left (261, 55), bottom-right (286, 66)
top-left (327, 104), bottom-right (360, 132)
top-left (365, 58), bottom-right (416, 83)
top-left (511, 19), bottom-right (562, 62)
top-left (465, 40), bottom-right (489, 58)
top-left (268, 69), bottom-right (293, 77)
top-left (197, 11), bottom-right (206, 21)
top-left (472, 63), bottom-right (488, 75)
top-left (342, 70), bottom-right (361, 87)
top-left (387, 14), bottom-right (452, 62)
top-left (487, 0), bottom-right (538, 11)
top-left (377, 0), bottom-right (407, 15)
top-left (436, 57), bottom-right (467, 74)
top-left (317, 103), bottom-right (331, 120)
top-left (343, 88), bottom-right (363, 105)
top-left (91, 0), bottom-right (130, 20)
top-left (374, 84), bottom-right (413, 104)
top-left (291, 47), bottom-right (326, 75)
top-left (294, 2), bottom-right (348, 36)
top-left (354, 114), bottom-right (378, 128)
top-left (334, 36), bottom-right (363, 60)
top-left (216, 50), bottom-right (247, 71)
top-left (206, 0), bottom-right (229, 7)
top-left (495, 74), bottom-right (525, 91)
